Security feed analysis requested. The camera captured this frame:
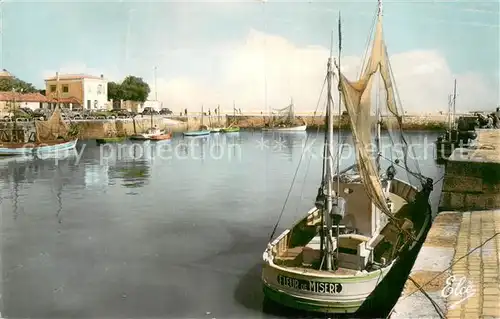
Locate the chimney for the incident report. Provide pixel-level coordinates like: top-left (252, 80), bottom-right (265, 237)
top-left (56, 72), bottom-right (59, 81)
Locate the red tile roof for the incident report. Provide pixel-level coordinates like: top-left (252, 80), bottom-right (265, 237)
top-left (0, 91), bottom-right (50, 102)
top-left (45, 74), bottom-right (104, 81)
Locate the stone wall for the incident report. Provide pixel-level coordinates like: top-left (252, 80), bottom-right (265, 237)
top-left (225, 114), bottom-right (449, 130)
top-left (439, 130), bottom-right (500, 211)
top-left (73, 118), bottom-right (188, 139)
top-left (72, 116), bottom-right (227, 139)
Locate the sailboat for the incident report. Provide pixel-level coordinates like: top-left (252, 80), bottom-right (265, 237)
top-left (262, 98), bottom-right (307, 132)
top-left (435, 80), bottom-right (476, 162)
top-left (183, 105), bottom-right (211, 137)
top-left (261, 1), bottom-right (434, 314)
top-left (129, 108), bottom-right (164, 140)
top-left (0, 92), bottom-right (78, 156)
top-left (220, 101), bottom-right (240, 133)
top-left (209, 105), bottom-right (223, 133)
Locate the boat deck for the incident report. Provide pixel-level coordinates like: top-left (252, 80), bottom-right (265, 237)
top-left (274, 192), bottom-right (409, 275)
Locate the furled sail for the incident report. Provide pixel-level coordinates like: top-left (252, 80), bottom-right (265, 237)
top-left (271, 102), bottom-right (295, 126)
top-left (337, 8), bottom-right (397, 215)
top-left (35, 107), bottom-right (69, 142)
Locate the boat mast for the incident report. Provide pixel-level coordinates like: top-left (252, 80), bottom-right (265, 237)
top-left (333, 11), bottom-right (343, 266)
top-left (321, 28), bottom-right (336, 271)
top-left (451, 79), bottom-right (457, 129)
top-left (201, 104), bottom-right (204, 127)
top-left (374, 0), bottom-right (383, 174)
top-left (447, 94), bottom-right (452, 131)
top-left (152, 66), bottom-right (158, 129)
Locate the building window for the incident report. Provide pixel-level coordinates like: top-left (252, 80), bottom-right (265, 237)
top-left (50, 85), bottom-right (56, 92)
top-left (87, 100), bottom-right (91, 109)
top-left (62, 85), bottom-right (69, 93)
top-left (97, 84), bottom-right (102, 95)
top-left (94, 100), bottom-right (98, 109)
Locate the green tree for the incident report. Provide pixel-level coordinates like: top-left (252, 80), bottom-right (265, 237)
top-left (120, 76), bottom-right (150, 102)
top-left (107, 76), bottom-right (151, 103)
top-left (107, 81), bottom-right (123, 101)
top-left (0, 77), bottom-right (38, 93)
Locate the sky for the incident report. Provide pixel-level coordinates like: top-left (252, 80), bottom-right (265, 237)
top-left (1, 0), bottom-right (499, 113)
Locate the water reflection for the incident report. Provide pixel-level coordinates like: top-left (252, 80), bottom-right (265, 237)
top-left (263, 131), bottom-right (308, 160)
top-left (0, 151), bottom-right (80, 223)
top-left (107, 144), bottom-right (151, 192)
top-left (179, 134), bottom-right (242, 162)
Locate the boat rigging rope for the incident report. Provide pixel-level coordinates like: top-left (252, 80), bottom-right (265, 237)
top-left (357, 6), bottom-right (378, 80)
top-left (268, 74), bottom-right (328, 241)
top-left (406, 277), bottom-right (446, 319)
top-left (386, 231), bottom-right (500, 318)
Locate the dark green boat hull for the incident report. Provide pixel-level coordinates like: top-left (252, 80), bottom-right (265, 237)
top-left (220, 127), bottom-right (240, 133)
top-left (96, 137), bottom-right (126, 143)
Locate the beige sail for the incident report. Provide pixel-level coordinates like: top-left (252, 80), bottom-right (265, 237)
top-left (337, 10), bottom-right (402, 216)
top-left (35, 107), bottom-right (69, 142)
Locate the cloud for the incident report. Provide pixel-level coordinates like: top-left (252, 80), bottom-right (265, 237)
top-left (45, 31), bottom-right (498, 115)
top-left (149, 29), bottom-right (497, 114)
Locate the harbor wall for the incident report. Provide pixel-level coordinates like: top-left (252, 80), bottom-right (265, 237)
top-left (1, 114), bottom-right (449, 140)
top-left (392, 129), bottom-right (500, 318)
top-left (72, 116), bottom-right (226, 139)
top-left (439, 129), bottom-right (500, 211)
top-left (220, 114), bottom-right (449, 130)
top-left (68, 114), bottom-right (449, 138)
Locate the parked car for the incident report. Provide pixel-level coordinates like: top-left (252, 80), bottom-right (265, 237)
top-left (32, 108), bottom-right (52, 120)
top-left (141, 107), bottom-right (158, 115)
top-left (110, 109), bottom-right (136, 118)
top-left (159, 108), bottom-right (173, 115)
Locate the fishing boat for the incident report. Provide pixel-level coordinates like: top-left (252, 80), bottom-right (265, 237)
top-left (130, 127), bottom-right (164, 140)
top-left (183, 130), bottom-right (210, 137)
top-left (0, 139), bottom-right (77, 156)
top-left (209, 105), bottom-right (223, 133)
top-left (130, 100), bottom-right (164, 140)
top-left (261, 1), bottom-right (434, 315)
top-left (220, 101), bottom-right (240, 133)
top-left (149, 132), bottom-right (172, 141)
top-left (96, 136), bottom-right (126, 144)
top-left (220, 126), bottom-right (240, 133)
top-left (183, 105), bottom-right (211, 137)
top-left (0, 107), bottom-right (78, 156)
top-left (435, 80), bottom-right (477, 162)
top-left (262, 98), bottom-right (307, 132)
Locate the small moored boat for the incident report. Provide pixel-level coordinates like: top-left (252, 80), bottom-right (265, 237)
top-left (96, 136), bottom-right (126, 144)
top-left (0, 107), bottom-right (78, 156)
top-left (0, 139), bottom-right (78, 156)
top-left (220, 126), bottom-right (240, 133)
top-left (184, 105), bottom-right (211, 137)
top-left (149, 132), bottom-right (172, 141)
top-left (183, 130), bottom-right (210, 137)
top-left (130, 127), bottom-right (164, 140)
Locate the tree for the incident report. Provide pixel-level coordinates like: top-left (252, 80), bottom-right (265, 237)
top-left (107, 76), bottom-right (151, 103)
top-left (107, 81), bottom-right (123, 101)
top-left (0, 77), bottom-right (38, 93)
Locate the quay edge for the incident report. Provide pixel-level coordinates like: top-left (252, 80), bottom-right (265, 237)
top-left (391, 129), bottom-right (500, 319)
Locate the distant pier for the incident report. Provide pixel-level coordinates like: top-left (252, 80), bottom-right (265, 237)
top-left (391, 129), bottom-right (500, 318)
top-left (65, 113), bottom-right (453, 139)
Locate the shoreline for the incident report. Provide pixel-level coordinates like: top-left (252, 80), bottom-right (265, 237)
top-left (0, 114), bottom-right (450, 140)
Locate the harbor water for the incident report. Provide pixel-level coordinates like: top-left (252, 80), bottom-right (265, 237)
top-left (1, 131), bottom-right (444, 318)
